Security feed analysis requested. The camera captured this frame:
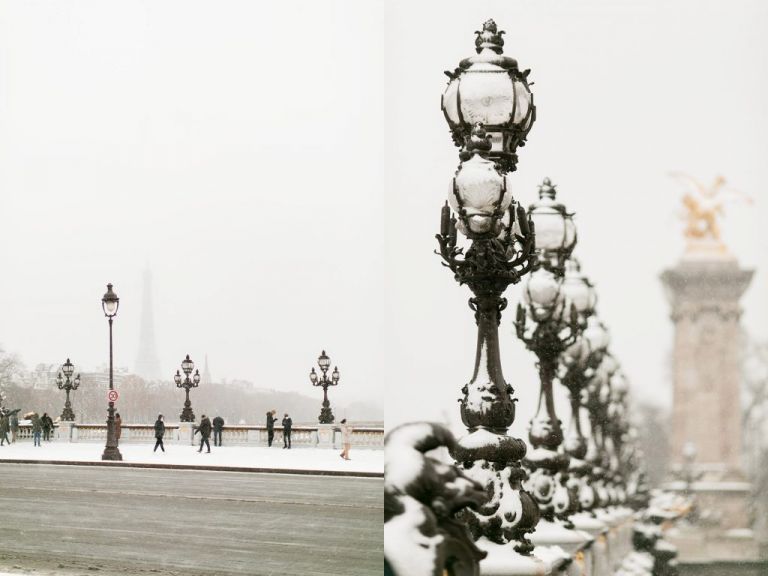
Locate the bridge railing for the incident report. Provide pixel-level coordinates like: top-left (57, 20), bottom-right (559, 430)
top-left (12, 423), bottom-right (383, 449)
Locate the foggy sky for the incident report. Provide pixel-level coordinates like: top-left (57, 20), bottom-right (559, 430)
top-left (0, 0), bottom-right (387, 410)
top-left (1, 1), bottom-right (767, 430)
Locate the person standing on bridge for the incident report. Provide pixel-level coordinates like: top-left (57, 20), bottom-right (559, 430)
top-left (282, 413), bottom-right (292, 449)
top-left (0, 411), bottom-right (10, 446)
top-left (339, 418), bottom-right (353, 461)
top-left (266, 410), bottom-right (276, 447)
top-left (212, 415), bottom-right (224, 447)
top-left (195, 414), bottom-right (212, 453)
top-left (41, 413), bottom-right (53, 441)
top-left (115, 413), bottom-right (122, 445)
top-left (30, 413), bottom-right (42, 447)
top-left (153, 414), bottom-right (165, 453)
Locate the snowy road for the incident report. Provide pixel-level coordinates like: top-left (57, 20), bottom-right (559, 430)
top-left (0, 464), bottom-right (382, 576)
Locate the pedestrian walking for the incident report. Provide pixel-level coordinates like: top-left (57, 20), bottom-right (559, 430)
top-left (115, 413), bottom-right (122, 445)
top-left (195, 414), bottom-right (212, 453)
top-left (41, 413), bottom-right (53, 441)
top-left (30, 413), bottom-right (42, 447)
top-left (339, 418), bottom-right (353, 461)
top-left (281, 413), bottom-right (292, 449)
top-left (0, 411), bottom-right (10, 446)
top-left (10, 411), bottom-right (19, 443)
top-left (212, 415), bottom-right (224, 447)
top-left (153, 414), bottom-right (165, 453)
top-left (266, 409), bottom-right (276, 447)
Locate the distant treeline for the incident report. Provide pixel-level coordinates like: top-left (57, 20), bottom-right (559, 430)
top-left (2, 374), bottom-right (382, 426)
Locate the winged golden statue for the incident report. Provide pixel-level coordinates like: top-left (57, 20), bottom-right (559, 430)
top-left (669, 173), bottom-right (752, 254)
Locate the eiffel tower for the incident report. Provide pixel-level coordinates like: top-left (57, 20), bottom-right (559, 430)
top-left (134, 267), bottom-right (162, 382)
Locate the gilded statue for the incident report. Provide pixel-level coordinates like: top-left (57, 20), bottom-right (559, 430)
top-left (669, 173), bottom-right (752, 251)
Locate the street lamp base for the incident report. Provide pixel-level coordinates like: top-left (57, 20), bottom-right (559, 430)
top-left (61, 409), bottom-right (75, 421)
top-left (180, 408), bottom-right (195, 422)
top-left (102, 446), bottom-right (123, 461)
top-left (319, 406), bottom-right (335, 425)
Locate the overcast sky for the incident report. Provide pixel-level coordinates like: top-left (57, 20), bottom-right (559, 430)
top-left (0, 0), bottom-right (386, 410)
top-left (1, 1), bottom-right (766, 428)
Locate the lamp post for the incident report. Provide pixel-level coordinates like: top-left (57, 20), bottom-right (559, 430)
top-left (309, 350), bottom-right (339, 424)
top-left (436, 19), bottom-right (540, 555)
top-left (513, 179), bottom-right (582, 526)
top-left (101, 283), bottom-right (122, 461)
top-left (174, 354), bottom-right (200, 422)
top-left (515, 267), bottom-right (580, 524)
top-left (558, 260), bottom-right (601, 514)
top-left (56, 358), bottom-right (81, 421)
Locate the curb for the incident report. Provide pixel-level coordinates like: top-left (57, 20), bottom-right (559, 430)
top-left (0, 458), bottom-right (383, 479)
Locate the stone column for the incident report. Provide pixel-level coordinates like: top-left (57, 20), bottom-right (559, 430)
top-left (315, 424), bottom-right (335, 449)
top-left (178, 422), bottom-right (195, 446)
top-left (661, 252), bottom-right (763, 564)
top-left (660, 254), bottom-right (752, 476)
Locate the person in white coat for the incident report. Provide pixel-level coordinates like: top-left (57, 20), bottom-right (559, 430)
top-left (339, 418), bottom-right (352, 461)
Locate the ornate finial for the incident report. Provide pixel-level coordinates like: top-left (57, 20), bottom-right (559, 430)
top-left (475, 19), bottom-right (505, 54)
top-left (462, 123), bottom-right (492, 157)
top-left (538, 177), bottom-right (557, 200)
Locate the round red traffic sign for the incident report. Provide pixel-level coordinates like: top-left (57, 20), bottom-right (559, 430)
top-left (108, 390), bottom-right (119, 403)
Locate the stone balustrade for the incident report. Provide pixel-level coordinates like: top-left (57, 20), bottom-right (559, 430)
top-left (13, 423), bottom-right (383, 449)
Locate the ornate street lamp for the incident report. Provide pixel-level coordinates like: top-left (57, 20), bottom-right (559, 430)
top-left (175, 354), bottom-right (201, 422)
top-left (527, 178), bottom-right (576, 276)
top-left (558, 260), bottom-right (601, 513)
top-left (56, 358), bottom-right (81, 421)
top-left (309, 350), bottom-right (340, 424)
top-left (515, 265), bottom-right (580, 525)
top-left (101, 283), bottom-right (121, 461)
top-left (436, 19), bottom-right (540, 555)
top-left (442, 19), bottom-right (535, 173)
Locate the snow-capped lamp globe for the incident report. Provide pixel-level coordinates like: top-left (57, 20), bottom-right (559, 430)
top-left (582, 315), bottom-right (610, 361)
top-left (521, 265), bottom-right (565, 322)
top-left (441, 18), bottom-right (535, 173)
top-left (560, 259), bottom-right (596, 322)
top-left (447, 123), bottom-right (513, 237)
top-left (528, 178), bottom-right (577, 275)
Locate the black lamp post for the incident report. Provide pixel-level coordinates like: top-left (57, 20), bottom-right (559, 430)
top-left (56, 358), bottom-right (81, 421)
top-left (101, 283), bottom-right (122, 461)
top-left (513, 179), bottom-right (582, 526)
top-left (174, 354), bottom-right (200, 422)
top-left (309, 350), bottom-right (339, 424)
top-left (436, 19), bottom-right (540, 555)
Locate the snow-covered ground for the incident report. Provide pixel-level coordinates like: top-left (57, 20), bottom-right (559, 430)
top-left (0, 442), bottom-right (383, 475)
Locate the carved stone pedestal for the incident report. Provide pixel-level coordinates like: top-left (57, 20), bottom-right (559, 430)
top-left (661, 253), bottom-right (761, 565)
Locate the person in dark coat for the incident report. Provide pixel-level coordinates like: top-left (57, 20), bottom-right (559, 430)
top-left (195, 415), bottom-right (212, 453)
top-left (212, 415), bottom-right (224, 447)
top-left (153, 414), bottom-right (165, 453)
top-left (30, 413), bottom-right (42, 447)
top-left (0, 412), bottom-right (9, 446)
top-left (115, 413), bottom-right (122, 445)
top-left (41, 413), bottom-right (53, 441)
top-left (282, 413), bottom-right (292, 449)
top-left (266, 409), bottom-right (276, 447)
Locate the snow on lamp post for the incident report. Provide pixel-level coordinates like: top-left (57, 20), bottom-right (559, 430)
top-left (436, 19), bottom-right (540, 555)
top-left (101, 283), bottom-right (122, 461)
top-left (558, 259), bottom-right (601, 514)
top-left (309, 350), bottom-right (339, 424)
top-left (175, 354), bottom-right (201, 422)
top-left (515, 263), bottom-right (581, 526)
top-left (57, 358), bottom-right (81, 421)
top-left (441, 19), bottom-right (535, 174)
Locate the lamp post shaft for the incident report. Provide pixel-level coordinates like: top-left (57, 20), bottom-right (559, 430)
top-left (102, 316), bottom-right (122, 460)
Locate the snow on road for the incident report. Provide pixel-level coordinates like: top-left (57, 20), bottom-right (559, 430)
top-left (0, 442), bottom-right (383, 474)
